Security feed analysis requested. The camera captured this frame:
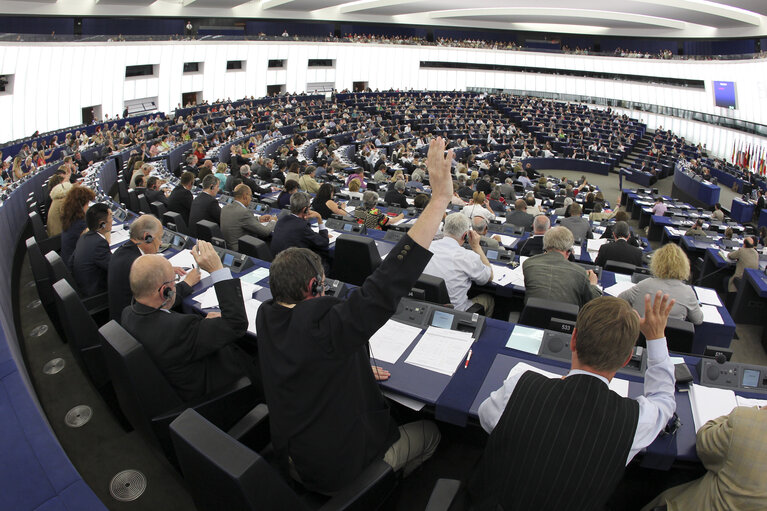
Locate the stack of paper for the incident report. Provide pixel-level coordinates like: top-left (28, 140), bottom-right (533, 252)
top-left (505, 325), bottom-right (544, 354)
top-left (109, 229), bottom-right (131, 248)
top-left (368, 319), bottom-right (423, 364)
top-left (193, 287), bottom-right (220, 308)
top-left (701, 304), bottom-right (724, 324)
top-left (688, 384), bottom-right (767, 432)
top-left (505, 362), bottom-right (629, 397)
top-left (168, 250), bottom-right (210, 279)
top-left (604, 281), bottom-right (635, 297)
top-left (405, 326), bottom-right (474, 376)
top-left (242, 267), bottom-right (270, 285)
top-left (586, 239), bottom-right (609, 253)
top-left (491, 264), bottom-right (525, 287)
top-left (694, 287), bottom-right (722, 307)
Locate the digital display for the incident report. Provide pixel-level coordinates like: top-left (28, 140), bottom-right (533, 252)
top-left (173, 235), bottom-right (182, 246)
top-left (713, 81), bottom-right (737, 110)
top-left (222, 253), bottom-right (235, 266)
top-left (344, 223), bottom-right (353, 232)
top-left (431, 310), bottom-right (454, 329)
top-left (486, 250), bottom-right (498, 260)
top-left (742, 369), bottom-right (760, 387)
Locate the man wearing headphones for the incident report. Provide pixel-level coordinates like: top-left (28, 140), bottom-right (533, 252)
top-left (121, 240), bottom-right (247, 402)
top-left (269, 191), bottom-right (330, 263)
top-left (726, 236), bottom-right (759, 294)
top-left (71, 203), bottom-right (113, 297)
top-left (107, 215), bottom-right (200, 323)
top-left (256, 138), bottom-right (453, 495)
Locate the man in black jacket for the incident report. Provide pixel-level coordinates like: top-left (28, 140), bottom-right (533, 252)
top-left (255, 138), bottom-right (454, 494)
top-left (383, 180), bottom-right (408, 208)
top-left (188, 174), bottom-right (221, 237)
top-left (594, 221), bottom-right (644, 268)
top-left (167, 172), bottom-right (195, 226)
top-left (72, 203), bottom-right (112, 297)
top-left (107, 215), bottom-right (199, 323)
top-left (144, 176), bottom-right (168, 206)
top-left (516, 215), bottom-right (549, 257)
top-left (121, 240), bottom-right (246, 402)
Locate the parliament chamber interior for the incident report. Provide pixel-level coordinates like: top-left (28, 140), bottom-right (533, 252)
top-left (2, 2), bottom-right (767, 510)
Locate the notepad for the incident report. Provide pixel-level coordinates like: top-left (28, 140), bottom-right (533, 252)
top-left (405, 326), bottom-right (474, 376)
top-left (688, 384), bottom-right (767, 432)
top-left (694, 287), bottom-right (722, 307)
top-left (701, 304), bottom-right (724, 324)
top-left (241, 267), bottom-right (270, 285)
top-left (368, 320), bottom-right (423, 364)
top-left (505, 325), bottom-right (544, 354)
top-left (168, 249), bottom-right (210, 279)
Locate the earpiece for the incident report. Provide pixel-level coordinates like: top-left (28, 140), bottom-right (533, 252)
top-left (300, 251), bottom-right (323, 297)
top-left (98, 222), bottom-right (106, 231)
top-left (144, 233), bottom-right (154, 244)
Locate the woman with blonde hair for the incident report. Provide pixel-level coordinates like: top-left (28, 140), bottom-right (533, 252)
top-left (461, 191), bottom-right (496, 221)
top-left (47, 170), bottom-right (73, 236)
top-left (12, 156), bottom-right (25, 181)
top-left (618, 243), bottom-right (703, 324)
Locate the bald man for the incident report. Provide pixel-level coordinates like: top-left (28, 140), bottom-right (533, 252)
top-left (121, 241), bottom-right (249, 401)
top-left (108, 214), bottom-right (200, 322)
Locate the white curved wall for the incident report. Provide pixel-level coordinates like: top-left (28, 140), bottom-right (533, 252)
top-left (1, 40), bottom-right (767, 159)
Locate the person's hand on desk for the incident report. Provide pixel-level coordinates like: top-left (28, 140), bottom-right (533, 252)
top-left (172, 266), bottom-right (187, 277)
top-left (587, 270), bottom-right (598, 286)
top-left (639, 291), bottom-right (675, 340)
top-left (372, 365), bottom-right (390, 381)
top-left (258, 214), bottom-right (273, 223)
top-left (492, 235), bottom-right (502, 243)
top-left (182, 267), bottom-right (201, 287)
top-left (191, 240), bottom-right (223, 273)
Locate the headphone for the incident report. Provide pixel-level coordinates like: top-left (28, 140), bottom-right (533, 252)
top-left (143, 233), bottom-right (154, 244)
top-left (98, 221), bottom-right (107, 231)
top-left (299, 251), bottom-right (323, 297)
top-left (130, 279), bottom-right (175, 315)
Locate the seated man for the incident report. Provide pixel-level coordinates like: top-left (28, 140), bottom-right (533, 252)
top-left (594, 220), bottom-right (643, 268)
top-left (384, 180), bottom-right (409, 208)
top-left (144, 176), bottom-right (168, 206)
top-left (255, 138), bottom-right (453, 495)
top-left (270, 191), bottom-right (330, 263)
top-left (601, 210), bottom-right (641, 247)
top-left (121, 240), bottom-right (249, 402)
top-left (470, 293), bottom-right (676, 511)
top-left (423, 212), bottom-right (494, 317)
top-left (298, 166), bottom-right (320, 194)
top-left (108, 214), bottom-right (199, 323)
top-left (559, 203), bottom-right (592, 241)
top-left (516, 214), bottom-right (549, 257)
top-left (472, 217), bottom-right (501, 249)
top-left (188, 175), bottom-right (221, 237)
top-left (642, 404), bottom-right (767, 511)
top-left (220, 184), bottom-right (275, 251)
top-left (523, 226), bottom-right (601, 307)
top-left (72, 203), bottom-right (112, 297)
top-left (505, 199), bottom-right (534, 231)
top-left (167, 171), bottom-right (194, 226)
top-left (685, 219), bottom-right (706, 236)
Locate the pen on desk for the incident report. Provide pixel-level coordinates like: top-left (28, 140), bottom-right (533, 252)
top-left (464, 349), bottom-right (473, 368)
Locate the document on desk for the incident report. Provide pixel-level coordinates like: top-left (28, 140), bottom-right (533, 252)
top-left (506, 362), bottom-right (629, 397)
top-left (614, 273), bottom-right (632, 283)
top-left (193, 287), bottom-right (220, 308)
top-left (505, 325), bottom-right (544, 354)
top-left (572, 246), bottom-right (581, 258)
top-left (586, 239), bottom-right (609, 253)
top-left (368, 319), bottom-right (422, 364)
top-left (109, 229), bottom-right (131, 249)
top-left (495, 234), bottom-right (517, 248)
top-left (244, 299), bottom-right (261, 336)
top-left (604, 281), bottom-right (635, 297)
top-left (241, 267), bottom-right (270, 285)
top-left (701, 304), bottom-right (724, 324)
top-left (168, 250), bottom-right (210, 279)
top-left (405, 326), bottom-right (474, 376)
top-left (689, 384), bottom-right (739, 432)
top-left (326, 230), bottom-right (342, 245)
top-left (694, 286), bottom-right (722, 307)
top-left (491, 264), bottom-right (522, 287)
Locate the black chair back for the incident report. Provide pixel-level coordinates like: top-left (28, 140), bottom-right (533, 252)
top-left (127, 189), bottom-right (141, 213)
top-left (163, 211), bottom-right (190, 236)
top-left (604, 260), bottom-right (637, 275)
top-left (238, 235), bottom-right (273, 262)
top-left (137, 194), bottom-right (152, 215)
top-left (638, 318), bottom-right (695, 353)
top-left (117, 180), bottom-right (130, 207)
top-left (150, 201), bottom-right (167, 219)
top-left (44, 250), bottom-right (80, 294)
top-left (170, 409), bottom-right (308, 511)
top-left (411, 274), bottom-right (450, 306)
top-left (29, 211), bottom-right (48, 242)
top-left (52, 279), bottom-right (109, 389)
top-left (518, 297), bottom-right (579, 330)
top-left (196, 220), bottom-right (225, 244)
top-left (331, 234), bottom-right (382, 286)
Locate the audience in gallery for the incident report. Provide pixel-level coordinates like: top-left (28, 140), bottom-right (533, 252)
top-left (618, 243), bottom-right (704, 325)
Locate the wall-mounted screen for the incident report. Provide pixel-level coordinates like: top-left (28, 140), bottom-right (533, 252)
top-left (713, 81), bottom-right (737, 110)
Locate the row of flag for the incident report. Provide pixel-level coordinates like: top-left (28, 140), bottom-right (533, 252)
top-left (731, 140), bottom-right (767, 175)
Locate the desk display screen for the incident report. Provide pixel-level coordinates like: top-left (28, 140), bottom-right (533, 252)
top-left (173, 235), bottom-right (183, 246)
top-left (344, 223), bottom-right (353, 231)
top-left (713, 81), bottom-right (737, 110)
top-left (431, 310), bottom-right (454, 329)
top-left (486, 250), bottom-right (498, 260)
top-left (742, 369), bottom-right (760, 387)
top-left (222, 253), bottom-right (235, 267)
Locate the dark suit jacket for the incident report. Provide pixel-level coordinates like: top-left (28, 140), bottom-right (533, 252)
top-left (189, 192), bottom-right (221, 237)
top-left (72, 231), bottom-right (111, 297)
top-left (384, 189), bottom-right (408, 208)
top-left (144, 187), bottom-right (168, 206)
top-left (270, 214), bottom-right (330, 259)
top-left (517, 235), bottom-right (544, 257)
top-left (505, 210), bottom-right (535, 231)
top-left (241, 176), bottom-right (270, 196)
top-left (256, 235), bottom-right (431, 493)
top-left (121, 277), bottom-right (248, 402)
top-left (601, 224), bottom-right (641, 247)
top-left (107, 242), bottom-right (193, 323)
top-left (167, 185), bottom-right (193, 225)
top-left (595, 239), bottom-right (644, 267)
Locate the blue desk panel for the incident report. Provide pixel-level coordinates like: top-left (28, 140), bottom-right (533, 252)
top-left (673, 168), bottom-right (720, 207)
top-left (730, 198), bottom-right (755, 224)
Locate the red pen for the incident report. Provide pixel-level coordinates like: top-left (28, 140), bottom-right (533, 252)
top-left (464, 349), bottom-right (473, 368)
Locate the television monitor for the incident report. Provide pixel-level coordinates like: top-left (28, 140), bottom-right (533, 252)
top-left (713, 81), bottom-right (737, 110)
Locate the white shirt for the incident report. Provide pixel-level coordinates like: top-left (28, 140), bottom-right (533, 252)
top-left (461, 203), bottom-right (495, 222)
top-left (422, 237), bottom-right (492, 311)
top-left (478, 337), bottom-right (676, 465)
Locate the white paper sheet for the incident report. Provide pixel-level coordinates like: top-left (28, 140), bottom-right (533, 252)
top-left (242, 266), bottom-right (270, 285)
top-left (689, 384), bottom-right (739, 432)
top-left (368, 320), bottom-right (423, 364)
top-left (382, 391), bottom-right (426, 411)
top-left (193, 287), bottom-right (220, 308)
top-left (586, 239), bottom-right (609, 252)
top-left (405, 326), bottom-right (474, 376)
top-left (701, 304), bottom-right (724, 324)
top-left (492, 264), bottom-right (525, 287)
top-left (694, 286), bottom-right (722, 307)
top-left (109, 229), bottom-right (131, 248)
top-left (604, 281), bottom-right (635, 297)
top-left (572, 246), bottom-right (582, 258)
top-left (495, 234), bottom-right (518, 247)
top-left (505, 362), bottom-right (629, 397)
top-left (168, 249), bottom-right (210, 279)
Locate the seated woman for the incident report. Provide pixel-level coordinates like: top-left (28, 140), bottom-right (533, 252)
top-left (618, 243), bottom-right (703, 325)
top-left (60, 185), bottom-right (96, 269)
top-left (311, 183), bottom-right (347, 220)
top-left (345, 170), bottom-right (366, 189)
top-left (47, 173), bottom-right (72, 237)
top-left (346, 178), bottom-right (364, 200)
top-left (461, 191), bottom-right (496, 221)
top-left (353, 190), bottom-right (403, 230)
top-left (277, 179), bottom-right (299, 210)
top-left (214, 162), bottom-right (228, 190)
top-left (487, 189), bottom-right (507, 214)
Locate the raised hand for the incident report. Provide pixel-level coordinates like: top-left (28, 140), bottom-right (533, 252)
top-left (639, 291), bottom-right (675, 340)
